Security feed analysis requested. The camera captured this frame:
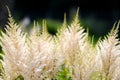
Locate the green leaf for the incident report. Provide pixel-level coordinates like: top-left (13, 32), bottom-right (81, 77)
top-left (15, 75), bottom-right (24, 80)
top-left (55, 64), bottom-right (72, 80)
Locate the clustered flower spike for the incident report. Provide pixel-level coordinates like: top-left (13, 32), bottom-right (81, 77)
top-left (97, 21), bottom-right (120, 80)
top-left (0, 10), bottom-right (120, 80)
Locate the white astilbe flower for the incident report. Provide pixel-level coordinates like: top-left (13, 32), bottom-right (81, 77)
top-left (21, 21), bottom-right (58, 80)
top-left (97, 21), bottom-right (120, 80)
top-left (58, 10), bottom-right (86, 66)
top-left (0, 13), bottom-right (27, 80)
top-left (57, 10), bottom-right (98, 80)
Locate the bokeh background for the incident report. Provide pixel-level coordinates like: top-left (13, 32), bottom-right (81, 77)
top-left (0, 0), bottom-right (120, 40)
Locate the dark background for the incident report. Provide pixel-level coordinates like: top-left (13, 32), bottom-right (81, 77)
top-left (14, 0), bottom-right (120, 20)
top-left (0, 0), bottom-right (120, 38)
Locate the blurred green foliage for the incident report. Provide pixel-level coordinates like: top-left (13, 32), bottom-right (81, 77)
top-left (55, 64), bottom-right (72, 80)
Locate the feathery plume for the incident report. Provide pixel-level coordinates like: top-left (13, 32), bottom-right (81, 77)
top-left (0, 11), bottom-right (27, 80)
top-left (97, 21), bottom-right (120, 80)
